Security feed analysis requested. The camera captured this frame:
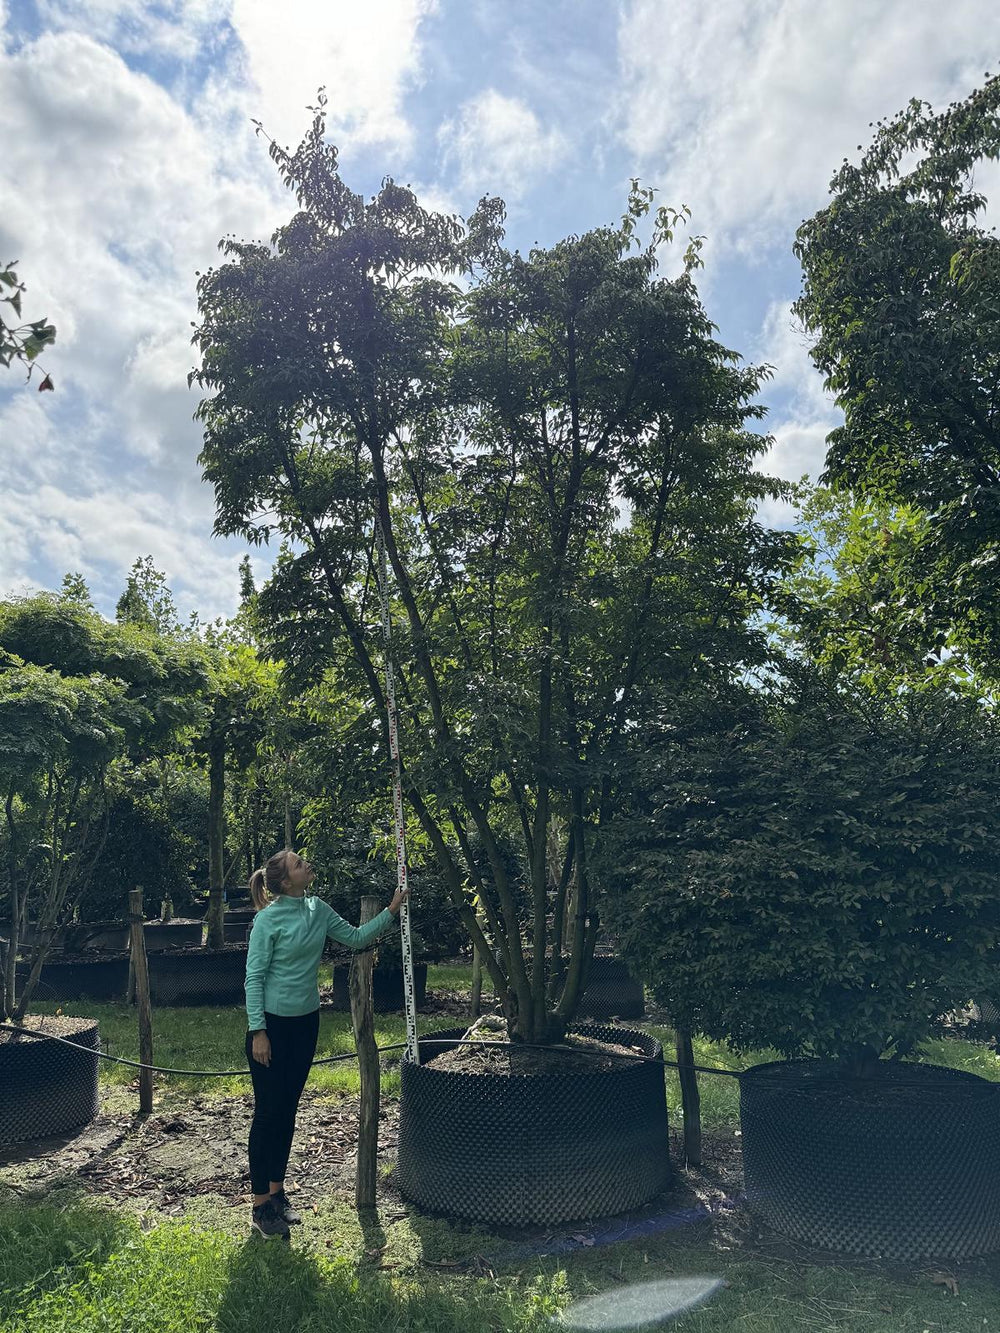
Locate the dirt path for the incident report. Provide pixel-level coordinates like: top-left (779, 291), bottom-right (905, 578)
top-left (0, 1077), bottom-right (746, 1257)
top-left (0, 1088), bottom-right (402, 1218)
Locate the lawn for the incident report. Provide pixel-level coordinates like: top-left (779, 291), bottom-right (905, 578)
top-left (5, 969), bottom-right (1000, 1331)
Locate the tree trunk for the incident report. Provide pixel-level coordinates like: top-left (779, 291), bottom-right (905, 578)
top-left (205, 718), bottom-right (226, 949)
top-left (676, 1029), bottom-right (702, 1167)
top-left (2, 787), bottom-right (19, 1021)
top-left (351, 894), bottom-right (381, 1210)
top-left (470, 945), bottom-right (482, 1018)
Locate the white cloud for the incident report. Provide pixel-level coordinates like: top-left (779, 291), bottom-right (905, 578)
top-left (33, 0), bottom-right (229, 62)
top-left (0, 29), bottom-right (287, 618)
top-left (438, 88), bottom-right (567, 201)
top-left (229, 0), bottom-right (437, 155)
top-left (616, 0), bottom-right (1000, 253)
top-left (0, 481), bottom-right (248, 622)
top-left (0, 0), bottom-right (444, 624)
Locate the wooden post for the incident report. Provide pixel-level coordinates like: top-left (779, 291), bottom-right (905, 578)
top-left (350, 894), bottom-right (381, 1210)
top-left (676, 1029), bottom-right (702, 1167)
top-left (128, 888), bottom-right (154, 1115)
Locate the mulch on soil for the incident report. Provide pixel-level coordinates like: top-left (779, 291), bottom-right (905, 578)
top-left (0, 1089), bottom-right (392, 1216)
top-left (432, 1020), bottom-right (651, 1075)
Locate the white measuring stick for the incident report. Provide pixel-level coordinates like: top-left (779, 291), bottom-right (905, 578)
top-left (375, 514), bottom-right (420, 1066)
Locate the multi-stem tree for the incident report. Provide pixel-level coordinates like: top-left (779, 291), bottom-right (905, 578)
top-left (192, 99), bottom-right (796, 1042)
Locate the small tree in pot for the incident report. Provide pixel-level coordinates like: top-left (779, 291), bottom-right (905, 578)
top-left (602, 666), bottom-right (1000, 1258)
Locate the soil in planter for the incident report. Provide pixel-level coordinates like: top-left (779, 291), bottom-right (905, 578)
top-left (0, 1013), bottom-right (93, 1048)
top-left (430, 1017), bottom-right (649, 1075)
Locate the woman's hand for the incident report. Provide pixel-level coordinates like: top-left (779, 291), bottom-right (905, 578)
top-left (251, 1031), bottom-right (271, 1067)
top-left (389, 886), bottom-right (411, 916)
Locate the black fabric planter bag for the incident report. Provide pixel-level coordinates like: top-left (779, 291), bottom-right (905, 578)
top-left (328, 963), bottom-right (427, 1013)
top-left (740, 1059), bottom-right (1000, 1261)
top-left (147, 946), bottom-right (247, 1006)
top-left (142, 921), bottom-right (203, 951)
top-left (0, 1018), bottom-right (100, 1147)
top-left (60, 922), bottom-right (130, 952)
top-left (397, 1024), bottom-right (670, 1227)
top-left (576, 955), bottom-right (645, 1020)
top-left (17, 954), bottom-right (129, 1002)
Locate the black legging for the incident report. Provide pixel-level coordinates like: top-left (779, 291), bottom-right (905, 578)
top-left (246, 1008), bottom-right (320, 1195)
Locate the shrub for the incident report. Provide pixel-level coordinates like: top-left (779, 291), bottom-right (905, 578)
top-left (601, 670), bottom-right (1000, 1074)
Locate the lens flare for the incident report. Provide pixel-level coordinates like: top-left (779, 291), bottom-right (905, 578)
top-left (558, 1276), bottom-right (725, 1330)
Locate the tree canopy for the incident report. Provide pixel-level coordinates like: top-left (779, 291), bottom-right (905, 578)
top-left (794, 73), bottom-right (1000, 677)
top-left (601, 665), bottom-right (1000, 1072)
top-left (191, 97), bottom-right (797, 1041)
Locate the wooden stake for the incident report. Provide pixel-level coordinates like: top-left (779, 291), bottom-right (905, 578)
top-left (128, 888), bottom-right (154, 1114)
top-left (676, 1028), bottom-right (701, 1167)
top-left (350, 894), bottom-right (381, 1210)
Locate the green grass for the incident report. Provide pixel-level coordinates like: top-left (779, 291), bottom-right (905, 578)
top-left (13, 975), bottom-right (1000, 1329)
top-left (427, 962), bottom-right (477, 991)
top-left (31, 976), bottom-right (1000, 1127)
top-left (2, 1194), bottom-right (999, 1332)
top-left (0, 1197), bottom-right (564, 1333)
top-left (29, 999), bottom-right (462, 1101)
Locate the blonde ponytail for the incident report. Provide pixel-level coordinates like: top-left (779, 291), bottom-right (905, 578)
top-left (249, 868), bottom-right (268, 911)
top-left (249, 849), bottom-right (293, 911)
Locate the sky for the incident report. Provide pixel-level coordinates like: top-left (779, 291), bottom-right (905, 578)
top-left (1, 0), bottom-right (998, 624)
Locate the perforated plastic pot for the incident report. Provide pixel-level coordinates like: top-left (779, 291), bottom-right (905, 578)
top-left (740, 1058), bottom-right (1000, 1261)
top-left (397, 1024), bottom-right (670, 1226)
top-left (147, 945), bottom-right (247, 1006)
top-left (0, 1018), bottom-right (100, 1147)
top-left (576, 954), bottom-right (645, 1020)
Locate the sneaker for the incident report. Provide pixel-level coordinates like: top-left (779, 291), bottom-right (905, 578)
top-left (251, 1198), bottom-right (290, 1240)
top-left (270, 1188), bottom-right (302, 1225)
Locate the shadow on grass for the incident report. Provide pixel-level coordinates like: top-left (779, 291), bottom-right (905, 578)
top-left (215, 1230), bottom-right (564, 1333)
top-left (0, 1192), bottom-right (565, 1333)
top-left (0, 1191), bottom-right (129, 1324)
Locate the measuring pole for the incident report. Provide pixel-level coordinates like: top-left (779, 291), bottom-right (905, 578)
top-left (375, 514), bottom-right (420, 1066)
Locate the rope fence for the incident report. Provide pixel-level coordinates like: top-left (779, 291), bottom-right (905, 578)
top-left (0, 1020), bottom-right (747, 1080)
top-left (5, 1020), bottom-right (972, 1090)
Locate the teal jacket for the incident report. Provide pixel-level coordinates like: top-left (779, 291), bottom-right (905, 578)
top-left (245, 893), bottom-right (394, 1031)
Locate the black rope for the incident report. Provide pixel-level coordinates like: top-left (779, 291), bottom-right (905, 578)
top-left (0, 1021), bottom-right (742, 1080)
top-left (2, 1022), bottom-right (989, 1091)
top-left (0, 1021), bottom-right (408, 1076)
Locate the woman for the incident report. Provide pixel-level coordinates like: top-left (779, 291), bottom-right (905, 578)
top-left (244, 847), bottom-right (409, 1239)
